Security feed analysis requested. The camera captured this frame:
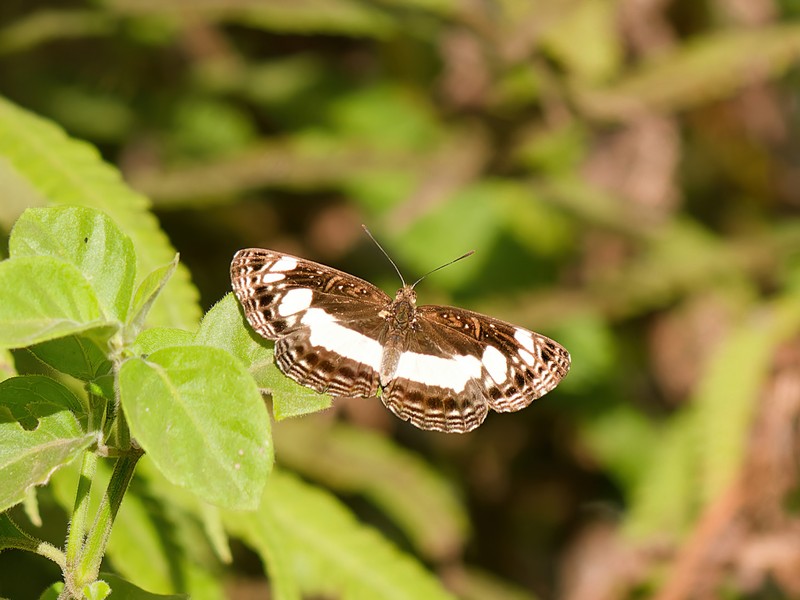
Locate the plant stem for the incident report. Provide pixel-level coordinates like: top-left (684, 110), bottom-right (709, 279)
top-left (0, 512), bottom-right (65, 568)
top-left (37, 541), bottom-right (67, 569)
top-left (72, 449), bottom-right (143, 590)
top-left (65, 450), bottom-right (97, 570)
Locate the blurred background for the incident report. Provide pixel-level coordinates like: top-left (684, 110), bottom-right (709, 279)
top-left (3, 0), bottom-right (800, 598)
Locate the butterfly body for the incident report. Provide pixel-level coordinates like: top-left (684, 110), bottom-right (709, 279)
top-left (231, 248), bottom-right (570, 433)
top-left (379, 286), bottom-right (417, 383)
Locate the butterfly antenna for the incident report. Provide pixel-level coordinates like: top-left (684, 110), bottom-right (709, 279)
top-left (362, 225), bottom-right (406, 287)
top-left (411, 250), bottom-right (475, 289)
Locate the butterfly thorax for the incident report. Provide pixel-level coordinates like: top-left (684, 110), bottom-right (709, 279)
top-left (378, 286), bottom-right (418, 384)
top-left (390, 286), bottom-right (417, 327)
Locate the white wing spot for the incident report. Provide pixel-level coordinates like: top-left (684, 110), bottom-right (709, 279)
top-left (483, 345), bottom-right (508, 384)
top-left (394, 352), bottom-right (481, 392)
top-left (277, 288), bottom-right (313, 316)
top-left (514, 328), bottom-right (536, 353)
top-left (518, 348), bottom-right (536, 366)
top-left (271, 256), bottom-right (298, 272)
top-left (301, 308), bottom-right (383, 370)
top-left (259, 272), bottom-right (285, 284)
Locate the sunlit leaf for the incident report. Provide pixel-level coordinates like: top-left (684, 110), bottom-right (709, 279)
top-left (133, 327), bottom-right (195, 355)
top-left (0, 96), bottom-right (200, 328)
top-left (119, 346), bottom-right (272, 509)
top-left (196, 294), bottom-right (332, 419)
top-left (225, 470), bottom-right (455, 600)
top-left (10, 206), bottom-right (137, 322)
top-left (29, 334), bottom-right (112, 381)
top-left (0, 256), bottom-right (113, 349)
top-left (0, 376), bottom-right (94, 511)
top-left (275, 418), bottom-right (468, 561)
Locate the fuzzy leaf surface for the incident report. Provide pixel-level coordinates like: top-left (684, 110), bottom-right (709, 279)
top-left (10, 206), bottom-right (136, 322)
top-left (119, 345), bottom-right (272, 509)
top-left (0, 376), bottom-right (94, 511)
top-left (196, 293), bottom-right (332, 419)
top-left (0, 256), bottom-right (113, 349)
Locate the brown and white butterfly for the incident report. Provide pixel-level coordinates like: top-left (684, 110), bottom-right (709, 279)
top-left (230, 246), bottom-right (570, 433)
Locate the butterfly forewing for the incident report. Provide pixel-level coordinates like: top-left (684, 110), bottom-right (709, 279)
top-left (231, 249), bottom-right (389, 397)
top-left (417, 306), bottom-right (571, 413)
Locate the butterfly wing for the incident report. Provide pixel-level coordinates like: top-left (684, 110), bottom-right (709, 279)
top-left (231, 249), bottom-right (390, 396)
top-left (381, 305), bottom-right (570, 433)
top-left (417, 305), bottom-right (571, 412)
top-left (380, 317), bottom-right (490, 433)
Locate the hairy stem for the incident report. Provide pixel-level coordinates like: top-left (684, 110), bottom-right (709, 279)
top-left (70, 449), bottom-right (142, 593)
top-left (65, 450), bottom-right (97, 570)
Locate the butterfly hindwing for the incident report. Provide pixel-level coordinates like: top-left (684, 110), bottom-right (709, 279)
top-left (380, 316), bottom-right (490, 432)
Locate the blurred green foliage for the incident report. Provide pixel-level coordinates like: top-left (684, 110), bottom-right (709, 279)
top-left (3, 0), bottom-right (800, 598)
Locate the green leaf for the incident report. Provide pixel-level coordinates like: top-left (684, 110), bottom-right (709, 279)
top-left (580, 405), bottom-right (658, 490)
top-left (38, 582), bottom-right (64, 600)
top-left (197, 294), bottom-right (332, 419)
top-left (0, 375), bottom-right (88, 423)
top-left (105, 478), bottom-right (225, 597)
top-left (134, 327), bottom-right (195, 355)
top-left (497, 182), bottom-right (575, 256)
top-left (98, 574), bottom-right (189, 599)
top-left (24, 485), bottom-right (43, 527)
top-left (119, 346), bottom-right (272, 509)
top-left (625, 415), bottom-right (696, 538)
top-left (0, 96), bottom-right (200, 328)
top-left (195, 294), bottom-right (274, 385)
top-left (225, 470), bottom-right (456, 600)
top-left (229, 1), bottom-right (397, 37)
top-left (269, 377), bottom-right (333, 421)
top-left (275, 419), bottom-right (468, 561)
top-left (127, 255), bottom-right (179, 336)
top-left (47, 459), bottom-right (224, 598)
top-left (10, 206), bottom-right (136, 322)
top-left (0, 255), bottom-right (115, 349)
top-left (0, 10), bottom-right (117, 57)
top-left (627, 293), bottom-right (800, 538)
top-left (223, 486), bottom-right (300, 600)
top-left (0, 375), bottom-right (95, 511)
top-left (29, 333), bottom-right (113, 381)
top-left (0, 348), bottom-right (16, 382)
top-left (82, 580), bottom-right (111, 600)
top-left (0, 511), bottom-right (40, 553)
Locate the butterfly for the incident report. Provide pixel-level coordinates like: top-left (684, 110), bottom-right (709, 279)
top-left (231, 242), bottom-right (570, 433)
